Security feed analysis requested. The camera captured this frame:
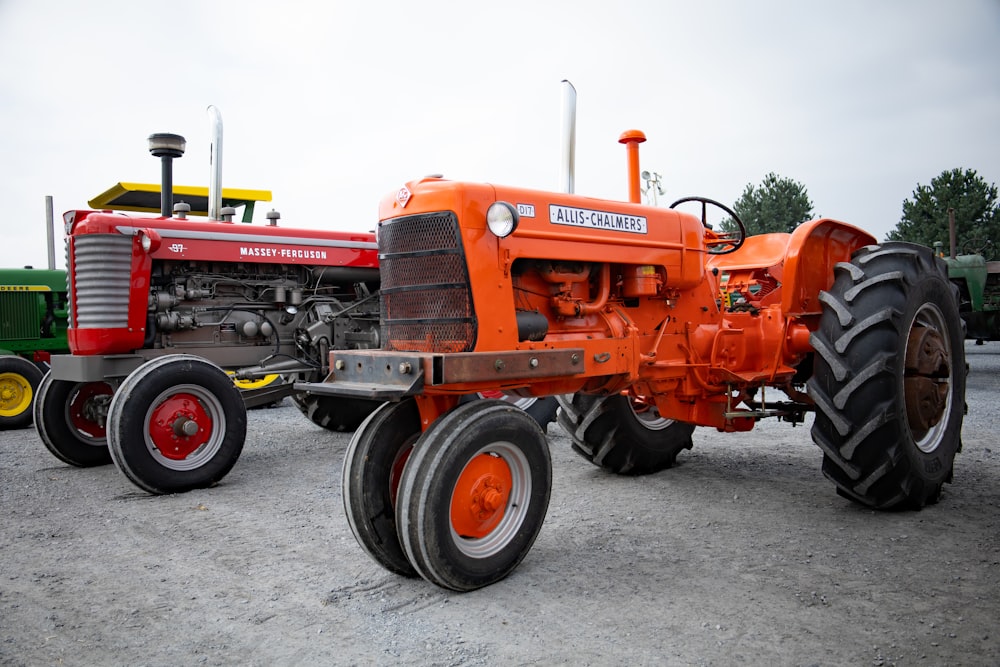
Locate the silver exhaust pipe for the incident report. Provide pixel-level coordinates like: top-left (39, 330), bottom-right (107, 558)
top-left (45, 195), bottom-right (55, 270)
top-left (560, 80), bottom-right (577, 194)
top-left (207, 105), bottom-right (223, 221)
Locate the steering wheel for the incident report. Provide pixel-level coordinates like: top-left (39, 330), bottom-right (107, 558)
top-left (960, 238), bottom-right (992, 257)
top-left (669, 196), bottom-right (746, 255)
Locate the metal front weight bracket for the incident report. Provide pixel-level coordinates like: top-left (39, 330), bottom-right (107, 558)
top-left (294, 348), bottom-right (586, 401)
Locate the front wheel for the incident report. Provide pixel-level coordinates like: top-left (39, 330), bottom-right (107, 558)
top-left (107, 355), bottom-right (247, 494)
top-left (0, 355), bottom-right (44, 430)
top-left (808, 242), bottom-right (966, 509)
top-left (395, 400), bottom-right (551, 591)
top-left (556, 393), bottom-right (695, 474)
top-left (342, 399), bottom-right (422, 577)
top-left (34, 373), bottom-right (114, 467)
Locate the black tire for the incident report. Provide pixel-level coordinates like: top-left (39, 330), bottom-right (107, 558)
top-left (556, 393), bottom-right (695, 474)
top-left (34, 372), bottom-right (114, 467)
top-left (107, 355), bottom-right (247, 494)
top-left (342, 399), bottom-right (422, 577)
top-left (0, 355), bottom-right (44, 430)
top-left (808, 242), bottom-right (966, 510)
top-left (396, 400), bottom-right (551, 591)
top-left (291, 392), bottom-right (382, 432)
top-left (459, 392), bottom-right (560, 431)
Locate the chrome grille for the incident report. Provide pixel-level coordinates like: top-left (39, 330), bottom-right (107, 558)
top-left (70, 234), bottom-right (133, 329)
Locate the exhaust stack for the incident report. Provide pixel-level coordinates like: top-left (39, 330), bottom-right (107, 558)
top-left (208, 106), bottom-right (223, 221)
top-left (147, 133), bottom-right (186, 217)
top-left (560, 80), bottom-right (577, 194)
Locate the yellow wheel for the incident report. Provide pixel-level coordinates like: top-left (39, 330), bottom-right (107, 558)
top-left (0, 356), bottom-right (44, 430)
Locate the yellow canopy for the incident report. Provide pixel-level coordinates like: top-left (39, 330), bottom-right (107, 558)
top-left (89, 182), bottom-right (272, 222)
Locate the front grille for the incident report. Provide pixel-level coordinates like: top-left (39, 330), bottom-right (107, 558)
top-left (70, 234), bottom-right (133, 328)
top-left (379, 212), bottom-right (475, 352)
top-left (0, 293), bottom-right (38, 341)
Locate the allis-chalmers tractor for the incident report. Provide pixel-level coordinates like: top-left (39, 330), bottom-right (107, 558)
top-left (300, 82), bottom-right (967, 591)
top-left (36, 108), bottom-right (382, 494)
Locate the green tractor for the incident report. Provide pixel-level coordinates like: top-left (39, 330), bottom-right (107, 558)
top-left (0, 266), bottom-right (69, 429)
top-left (939, 250), bottom-right (1000, 344)
top-left (934, 210), bottom-right (1000, 344)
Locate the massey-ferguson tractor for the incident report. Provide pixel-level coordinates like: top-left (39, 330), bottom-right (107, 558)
top-left (299, 82), bottom-right (967, 591)
top-left (35, 108), bottom-right (382, 494)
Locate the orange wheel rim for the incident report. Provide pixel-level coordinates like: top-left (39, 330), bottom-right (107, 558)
top-left (450, 453), bottom-right (513, 539)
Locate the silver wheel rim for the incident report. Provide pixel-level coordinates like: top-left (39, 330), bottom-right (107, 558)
top-left (143, 384), bottom-right (226, 470)
top-left (449, 442), bottom-right (531, 559)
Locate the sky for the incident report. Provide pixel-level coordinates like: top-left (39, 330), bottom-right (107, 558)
top-left (1, 0), bottom-right (998, 270)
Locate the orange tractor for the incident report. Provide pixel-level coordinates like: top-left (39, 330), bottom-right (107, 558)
top-left (300, 83), bottom-right (966, 591)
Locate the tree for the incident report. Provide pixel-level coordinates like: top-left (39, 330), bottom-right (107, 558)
top-left (887, 168), bottom-right (999, 259)
top-left (720, 172), bottom-right (814, 236)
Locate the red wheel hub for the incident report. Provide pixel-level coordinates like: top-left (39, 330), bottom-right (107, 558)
top-left (451, 453), bottom-right (513, 539)
top-left (148, 392), bottom-right (212, 460)
top-left (69, 382), bottom-right (114, 438)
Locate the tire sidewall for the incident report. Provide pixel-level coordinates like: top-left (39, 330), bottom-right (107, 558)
top-left (399, 401), bottom-right (551, 591)
top-left (893, 270), bottom-right (965, 485)
top-left (34, 373), bottom-right (113, 467)
top-left (109, 356), bottom-right (247, 494)
top-left (0, 355), bottom-right (44, 429)
top-left (342, 399), bottom-right (420, 577)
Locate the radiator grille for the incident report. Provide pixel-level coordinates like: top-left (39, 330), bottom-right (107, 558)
top-left (0, 292), bottom-right (39, 341)
top-left (379, 212), bottom-right (475, 352)
top-left (70, 234), bottom-right (133, 328)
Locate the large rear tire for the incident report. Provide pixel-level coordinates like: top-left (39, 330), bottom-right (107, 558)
top-left (0, 355), bottom-right (44, 430)
top-left (808, 242), bottom-right (965, 509)
top-left (460, 392), bottom-right (559, 431)
top-left (34, 372), bottom-right (114, 467)
top-left (342, 399), bottom-right (422, 577)
top-left (556, 394), bottom-right (695, 474)
top-left (107, 355), bottom-right (247, 494)
top-left (395, 400), bottom-right (551, 591)
top-left (291, 392), bottom-right (382, 432)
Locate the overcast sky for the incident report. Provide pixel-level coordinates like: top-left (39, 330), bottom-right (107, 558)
top-left (1, 0), bottom-right (998, 270)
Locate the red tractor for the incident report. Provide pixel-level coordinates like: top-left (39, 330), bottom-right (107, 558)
top-left (35, 108), bottom-right (382, 494)
top-left (300, 82), bottom-right (966, 591)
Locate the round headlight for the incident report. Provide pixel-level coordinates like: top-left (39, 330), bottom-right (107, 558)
top-left (487, 201), bottom-right (519, 238)
top-left (137, 228), bottom-right (161, 253)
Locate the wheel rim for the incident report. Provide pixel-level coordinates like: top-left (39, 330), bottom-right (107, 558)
top-left (0, 372), bottom-right (32, 417)
top-left (144, 385), bottom-right (226, 470)
top-left (478, 390), bottom-right (539, 411)
top-left (229, 372), bottom-right (282, 391)
top-left (67, 383), bottom-right (113, 443)
top-left (903, 303), bottom-right (953, 453)
top-left (628, 396), bottom-right (673, 431)
top-left (449, 442), bottom-right (530, 558)
top-left (387, 438), bottom-right (417, 508)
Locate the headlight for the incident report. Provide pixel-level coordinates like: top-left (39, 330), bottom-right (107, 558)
top-left (487, 201), bottom-right (519, 238)
top-left (137, 228), bottom-right (161, 253)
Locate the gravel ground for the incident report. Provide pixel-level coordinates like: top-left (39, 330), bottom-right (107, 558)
top-left (2, 341), bottom-right (998, 666)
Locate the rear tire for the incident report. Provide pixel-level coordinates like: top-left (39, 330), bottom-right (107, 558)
top-left (556, 394), bottom-right (694, 474)
top-left (808, 242), bottom-right (965, 509)
top-left (0, 355), bottom-right (44, 430)
top-left (460, 392), bottom-right (559, 431)
top-left (34, 372), bottom-right (114, 467)
top-left (291, 392), bottom-right (382, 432)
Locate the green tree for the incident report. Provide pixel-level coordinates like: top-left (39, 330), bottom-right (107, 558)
top-left (721, 172), bottom-right (814, 236)
top-left (887, 168), bottom-right (999, 259)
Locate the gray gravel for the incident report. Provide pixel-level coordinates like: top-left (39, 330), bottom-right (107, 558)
top-left (2, 341), bottom-right (998, 666)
